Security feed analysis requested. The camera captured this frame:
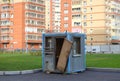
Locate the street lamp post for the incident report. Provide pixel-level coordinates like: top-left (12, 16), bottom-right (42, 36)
top-left (25, 34), bottom-right (28, 53)
top-left (106, 29), bottom-right (110, 52)
top-left (90, 29), bottom-right (93, 53)
top-left (25, 1), bottom-right (28, 53)
top-left (12, 42), bottom-right (18, 54)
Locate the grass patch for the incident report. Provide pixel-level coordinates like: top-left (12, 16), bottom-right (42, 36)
top-left (86, 53), bottom-right (120, 68)
top-left (0, 53), bottom-right (42, 71)
top-left (0, 52), bottom-right (120, 71)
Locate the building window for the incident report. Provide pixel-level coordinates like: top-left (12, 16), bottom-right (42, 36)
top-left (25, 27), bottom-right (37, 33)
top-left (25, 12), bottom-right (36, 18)
top-left (90, 14), bottom-right (93, 19)
top-left (37, 0), bottom-right (44, 4)
top-left (64, 3), bottom-right (69, 7)
top-left (10, 36), bottom-right (13, 40)
top-left (90, 7), bottom-right (93, 11)
top-left (37, 36), bottom-right (42, 40)
top-left (83, 15), bottom-right (86, 20)
top-left (64, 16), bottom-right (68, 21)
top-left (3, 44), bottom-right (7, 49)
top-left (25, 4), bottom-right (45, 12)
top-left (83, 8), bottom-right (87, 13)
top-left (3, 0), bottom-right (8, 2)
top-left (83, 22), bottom-right (87, 26)
top-left (30, 44), bottom-right (34, 49)
top-left (90, 21), bottom-right (93, 26)
top-left (72, 14), bottom-right (81, 19)
top-left (27, 0), bottom-right (36, 3)
top-left (112, 15), bottom-right (115, 18)
top-left (72, 15), bottom-right (81, 19)
top-left (0, 20), bottom-right (11, 26)
top-left (64, 23), bottom-right (68, 28)
top-left (1, 13), bottom-right (10, 18)
top-left (37, 28), bottom-right (44, 33)
top-left (90, 0), bottom-right (92, 2)
top-left (72, 7), bottom-right (81, 12)
top-left (1, 36), bottom-right (9, 40)
top-left (91, 38), bottom-right (93, 40)
top-left (73, 37), bottom-right (81, 55)
top-left (27, 34), bottom-right (37, 40)
top-left (11, 13), bottom-right (14, 18)
top-left (64, 10), bottom-right (68, 14)
top-left (39, 43), bottom-right (42, 49)
top-left (74, 22), bottom-right (81, 26)
top-left (1, 28), bottom-right (9, 33)
top-left (83, 1), bottom-right (87, 6)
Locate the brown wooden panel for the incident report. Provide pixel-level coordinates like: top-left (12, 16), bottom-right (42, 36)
top-left (57, 39), bottom-right (72, 72)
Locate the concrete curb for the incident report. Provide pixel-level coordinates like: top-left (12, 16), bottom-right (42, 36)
top-left (0, 69), bottom-right (42, 76)
top-left (87, 67), bottom-right (120, 73)
top-left (1, 68), bottom-right (120, 75)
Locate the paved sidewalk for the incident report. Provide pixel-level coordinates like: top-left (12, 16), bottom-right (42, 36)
top-left (0, 71), bottom-right (120, 81)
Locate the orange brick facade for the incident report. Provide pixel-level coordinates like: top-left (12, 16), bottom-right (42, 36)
top-left (1, 0), bottom-right (120, 51)
top-left (0, 1), bottom-right (45, 50)
top-left (61, 0), bottom-right (72, 32)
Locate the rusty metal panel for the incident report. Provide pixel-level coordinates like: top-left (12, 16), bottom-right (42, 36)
top-left (57, 39), bottom-right (72, 72)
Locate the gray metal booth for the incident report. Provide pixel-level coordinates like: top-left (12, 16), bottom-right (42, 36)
top-left (42, 33), bottom-right (86, 73)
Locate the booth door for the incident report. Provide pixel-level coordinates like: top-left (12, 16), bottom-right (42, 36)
top-left (57, 39), bottom-right (72, 72)
top-left (44, 37), bottom-right (56, 72)
top-left (71, 37), bottom-right (84, 72)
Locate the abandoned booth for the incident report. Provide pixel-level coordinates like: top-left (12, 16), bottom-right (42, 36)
top-left (42, 33), bottom-right (86, 73)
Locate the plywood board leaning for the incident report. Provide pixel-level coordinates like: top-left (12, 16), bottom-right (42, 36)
top-left (57, 39), bottom-right (72, 72)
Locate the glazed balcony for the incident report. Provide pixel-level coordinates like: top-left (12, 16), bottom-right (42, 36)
top-left (0, 39), bottom-right (10, 43)
top-left (26, 40), bottom-right (42, 44)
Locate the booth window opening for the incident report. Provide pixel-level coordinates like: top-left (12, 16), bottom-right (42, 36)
top-left (45, 37), bottom-right (53, 51)
top-left (73, 37), bottom-right (81, 56)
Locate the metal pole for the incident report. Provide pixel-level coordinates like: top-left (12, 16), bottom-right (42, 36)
top-left (25, 1), bottom-right (28, 53)
top-left (26, 39), bottom-right (28, 53)
top-left (90, 29), bottom-right (93, 54)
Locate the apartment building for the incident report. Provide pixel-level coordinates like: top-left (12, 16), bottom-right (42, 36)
top-left (72, 0), bottom-right (83, 33)
top-left (45, 0), bottom-right (61, 32)
top-left (1, 0), bottom-right (120, 50)
top-left (60, 0), bottom-right (72, 32)
top-left (59, 0), bottom-right (120, 45)
top-left (83, 0), bottom-right (120, 45)
top-left (0, 0), bottom-right (45, 50)
top-left (82, 0), bottom-right (109, 45)
top-left (107, 0), bottom-right (120, 44)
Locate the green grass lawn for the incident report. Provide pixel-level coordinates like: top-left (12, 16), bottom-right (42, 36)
top-left (86, 54), bottom-right (120, 68)
top-left (0, 53), bottom-right (120, 71)
top-left (0, 53), bottom-right (42, 71)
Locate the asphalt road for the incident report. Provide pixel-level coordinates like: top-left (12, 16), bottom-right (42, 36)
top-left (0, 71), bottom-right (120, 81)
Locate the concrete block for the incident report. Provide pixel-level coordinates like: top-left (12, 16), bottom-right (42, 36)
top-left (104, 52), bottom-right (112, 54)
top-left (0, 71), bottom-right (4, 75)
top-left (21, 70), bottom-right (34, 74)
top-left (4, 71), bottom-right (20, 75)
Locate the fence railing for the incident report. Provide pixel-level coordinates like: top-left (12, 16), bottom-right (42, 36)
top-left (86, 45), bottom-right (120, 54)
top-left (0, 49), bottom-right (42, 55)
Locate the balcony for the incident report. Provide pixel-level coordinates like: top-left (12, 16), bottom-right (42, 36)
top-left (26, 40), bottom-right (42, 44)
top-left (0, 40), bottom-right (10, 44)
top-left (111, 36), bottom-right (119, 40)
top-left (105, 2), bottom-right (111, 7)
top-left (1, 29), bottom-right (10, 33)
top-left (111, 39), bottom-right (120, 44)
top-left (108, 35), bottom-right (120, 44)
